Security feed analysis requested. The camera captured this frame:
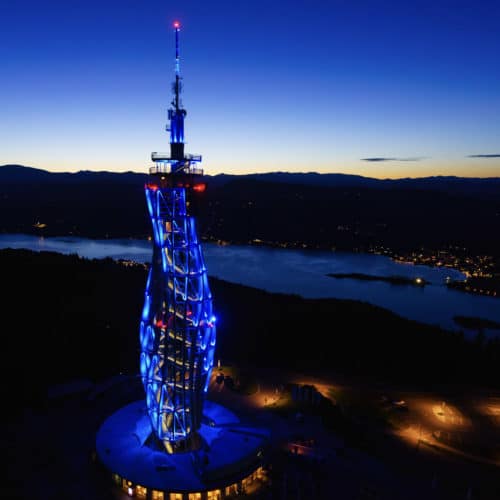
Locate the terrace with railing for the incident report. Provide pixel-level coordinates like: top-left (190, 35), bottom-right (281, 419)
top-left (151, 152), bottom-right (202, 162)
top-left (149, 160), bottom-right (203, 177)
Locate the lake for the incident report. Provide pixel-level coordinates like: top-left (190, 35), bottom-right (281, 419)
top-left (1, 233), bottom-right (498, 337)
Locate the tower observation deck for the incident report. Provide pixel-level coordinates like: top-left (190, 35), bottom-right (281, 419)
top-left (141, 21), bottom-right (215, 453)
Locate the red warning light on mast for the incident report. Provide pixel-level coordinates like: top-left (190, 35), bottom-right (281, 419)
top-left (173, 21), bottom-right (180, 29)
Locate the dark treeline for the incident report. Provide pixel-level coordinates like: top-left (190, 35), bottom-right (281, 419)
top-left (202, 178), bottom-right (500, 256)
top-left (1, 165), bottom-right (499, 255)
top-left (3, 249), bottom-right (498, 418)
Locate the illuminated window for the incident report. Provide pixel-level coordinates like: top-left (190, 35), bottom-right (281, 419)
top-left (152, 491), bottom-right (164, 500)
top-left (136, 485), bottom-right (147, 498)
top-left (170, 494), bottom-right (183, 500)
top-left (207, 489), bottom-right (221, 500)
top-left (225, 483), bottom-right (238, 496)
top-left (242, 476), bottom-right (253, 491)
top-left (188, 493), bottom-right (202, 500)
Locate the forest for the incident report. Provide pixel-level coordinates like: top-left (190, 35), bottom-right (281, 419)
top-left (3, 249), bottom-right (498, 421)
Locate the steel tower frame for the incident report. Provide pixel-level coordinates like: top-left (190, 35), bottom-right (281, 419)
top-left (140, 22), bottom-right (216, 453)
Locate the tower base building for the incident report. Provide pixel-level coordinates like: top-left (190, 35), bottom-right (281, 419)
top-left (96, 400), bottom-right (269, 499)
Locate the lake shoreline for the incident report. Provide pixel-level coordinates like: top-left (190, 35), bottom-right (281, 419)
top-left (1, 233), bottom-right (499, 336)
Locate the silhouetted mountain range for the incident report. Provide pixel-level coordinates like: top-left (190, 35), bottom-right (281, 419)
top-left (0, 164), bottom-right (145, 184)
top-left (1, 164), bottom-right (499, 255)
top-left (3, 164), bottom-right (500, 196)
top-left (210, 171), bottom-right (500, 198)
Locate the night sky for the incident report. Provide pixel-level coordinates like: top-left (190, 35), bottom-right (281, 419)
top-left (2, 0), bottom-right (499, 177)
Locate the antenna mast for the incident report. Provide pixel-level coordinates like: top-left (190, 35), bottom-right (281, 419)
top-left (151, 21), bottom-right (202, 172)
top-left (174, 21), bottom-right (181, 111)
top-left (168, 21), bottom-right (186, 161)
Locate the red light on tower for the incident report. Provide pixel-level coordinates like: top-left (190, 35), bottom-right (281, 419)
top-left (173, 20), bottom-right (180, 29)
top-left (193, 183), bottom-right (206, 193)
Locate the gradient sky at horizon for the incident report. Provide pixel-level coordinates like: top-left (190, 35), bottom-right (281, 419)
top-left (1, 0), bottom-right (500, 178)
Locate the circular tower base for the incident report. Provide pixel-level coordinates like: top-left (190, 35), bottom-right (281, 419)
top-left (96, 400), bottom-right (269, 499)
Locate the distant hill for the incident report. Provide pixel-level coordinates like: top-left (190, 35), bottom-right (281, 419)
top-left (1, 164), bottom-right (499, 255)
top-left (209, 171), bottom-right (500, 198)
top-left (2, 164), bottom-right (500, 196)
top-left (0, 164), bottom-right (146, 184)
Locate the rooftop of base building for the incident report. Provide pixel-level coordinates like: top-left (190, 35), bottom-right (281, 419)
top-left (96, 400), bottom-right (269, 493)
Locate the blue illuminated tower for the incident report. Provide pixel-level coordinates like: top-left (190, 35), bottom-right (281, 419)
top-left (96, 22), bottom-right (268, 498)
top-left (140, 21), bottom-right (216, 454)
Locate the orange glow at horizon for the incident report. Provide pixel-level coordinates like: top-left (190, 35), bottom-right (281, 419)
top-left (5, 157), bottom-right (499, 179)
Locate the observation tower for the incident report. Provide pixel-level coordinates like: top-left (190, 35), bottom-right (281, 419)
top-left (141, 19), bottom-right (215, 454)
top-left (96, 22), bottom-right (269, 499)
